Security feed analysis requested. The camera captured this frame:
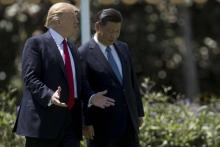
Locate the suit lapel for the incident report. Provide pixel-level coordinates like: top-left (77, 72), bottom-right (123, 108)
top-left (89, 39), bottom-right (124, 85)
top-left (44, 32), bottom-right (68, 81)
top-left (44, 32), bottom-right (81, 95)
top-left (89, 39), bottom-right (114, 74)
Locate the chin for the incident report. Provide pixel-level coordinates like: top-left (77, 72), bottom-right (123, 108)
top-left (108, 40), bottom-right (114, 43)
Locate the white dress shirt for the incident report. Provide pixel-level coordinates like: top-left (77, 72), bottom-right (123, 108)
top-left (49, 28), bottom-right (78, 98)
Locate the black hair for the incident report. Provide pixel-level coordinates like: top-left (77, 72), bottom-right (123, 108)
top-left (95, 8), bottom-right (123, 25)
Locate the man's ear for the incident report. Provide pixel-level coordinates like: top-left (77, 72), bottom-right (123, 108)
top-left (95, 22), bottom-right (100, 31)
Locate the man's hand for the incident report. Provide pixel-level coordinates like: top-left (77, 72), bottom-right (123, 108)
top-left (83, 125), bottom-right (95, 140)
top-left (91, 90), bottom-right (115, 109)
top-left (51, 86), bottom-right (67, 107)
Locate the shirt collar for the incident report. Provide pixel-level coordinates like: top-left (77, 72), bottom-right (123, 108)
top-left (93, 33), bottom-right (114, 51)
top-left (49, 28), bottom-right (65, 45)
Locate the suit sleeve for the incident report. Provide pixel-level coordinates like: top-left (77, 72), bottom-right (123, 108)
top-left (22, 38), bottom-right (54, 107)
top-left (124, 43), bottom-right (145, 117)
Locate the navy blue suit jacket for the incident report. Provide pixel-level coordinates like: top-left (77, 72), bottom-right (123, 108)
top-left (78, 39), bottom-right (144, 140)
top-left (13, 31), bottom-right (93, 139)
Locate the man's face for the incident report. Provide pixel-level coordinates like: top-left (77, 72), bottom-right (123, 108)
top-left (61, 8), bottom-right (79, 40)
top-left (96, 21), bottom-right (121, 46)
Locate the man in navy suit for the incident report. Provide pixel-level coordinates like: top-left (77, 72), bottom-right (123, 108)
top-left (78, 8), bottom-right (144, 147)
top-left (13, 3), bottom-right (115, 147)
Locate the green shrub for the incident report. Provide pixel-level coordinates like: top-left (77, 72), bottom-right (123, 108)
top-left (3, 80), bottom-right (220, 147)
top-left (139, 78), bottom-right (220, 147)
top-left (0, 87), bottom-right (24, 147)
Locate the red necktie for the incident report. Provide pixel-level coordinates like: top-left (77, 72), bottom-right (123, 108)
top-left (63, 39), bottom-right (75, 109)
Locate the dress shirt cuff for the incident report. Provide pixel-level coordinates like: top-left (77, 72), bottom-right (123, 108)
top-left (48, 99), bottom-right (52, 106)
top-left (88, 94), bottom-right (96, 107)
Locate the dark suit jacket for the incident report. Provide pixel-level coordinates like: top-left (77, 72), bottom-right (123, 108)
top-left (78, 39), bottom-right (144, 140)
top-left (13, 31), bottom-right (93, 139)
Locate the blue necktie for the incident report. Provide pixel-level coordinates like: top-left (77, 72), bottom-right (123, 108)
top-left (106, 46), bottom-right (122, 84)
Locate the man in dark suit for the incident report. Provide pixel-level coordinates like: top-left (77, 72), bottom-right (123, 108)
top-left (13, 3), bottom-right (115, 147)
top-left (78, 8), bottom-right (144, 147)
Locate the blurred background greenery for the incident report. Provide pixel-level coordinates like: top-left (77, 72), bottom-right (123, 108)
top-left (2, 0), bottom-right (220, 146)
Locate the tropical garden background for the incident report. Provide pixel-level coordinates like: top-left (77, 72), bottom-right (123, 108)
top-left (1, 0), bottom-right (220, 146)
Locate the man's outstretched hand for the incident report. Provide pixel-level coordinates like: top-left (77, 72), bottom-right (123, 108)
top-left (90, 90), bottom-right (115, 109)
top-left (51, 86), bottom-right (67, 107)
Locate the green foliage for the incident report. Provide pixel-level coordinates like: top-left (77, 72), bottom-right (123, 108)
top-left (81, 140), bottom-right (87, 147)
top-left (2, 81), bottom-right (220, 147)
top-left (0, 87), bottom-right (24, 147)
top-left (139, 85), bottom-right (220, 147)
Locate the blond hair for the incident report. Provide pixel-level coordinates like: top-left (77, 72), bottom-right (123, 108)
top-left (44, 2), bottom-right (75, 28)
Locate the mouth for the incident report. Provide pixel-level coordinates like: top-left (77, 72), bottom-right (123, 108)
top-left (107, 39), bottom-right (114, 43)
